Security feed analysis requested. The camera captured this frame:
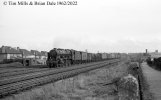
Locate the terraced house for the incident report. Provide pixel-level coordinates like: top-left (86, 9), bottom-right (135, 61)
top-left (0, 46), bottom-right (22, 63)
top-left (19, 49), bottom-right (35, 58)
top-left (31, 50), bottom-right (48, 65)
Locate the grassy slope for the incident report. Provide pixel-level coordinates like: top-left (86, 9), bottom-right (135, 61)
top-left (50, 62), bottom-right (129, 100)
top-left (2, 61), bottom-right (152, 100)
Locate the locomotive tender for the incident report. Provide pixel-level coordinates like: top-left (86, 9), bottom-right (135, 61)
top-left (46, 48), bottom-right (120, 68)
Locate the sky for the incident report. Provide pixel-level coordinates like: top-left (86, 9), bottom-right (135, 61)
top-left (0, 0), bottom-right (161, 53)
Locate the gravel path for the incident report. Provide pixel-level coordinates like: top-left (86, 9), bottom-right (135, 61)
top-left (142, 62), bottom-right (161, 100)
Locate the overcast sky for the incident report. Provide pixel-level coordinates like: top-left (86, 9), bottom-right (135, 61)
top-left (0, 0), bottom-right (161, 53)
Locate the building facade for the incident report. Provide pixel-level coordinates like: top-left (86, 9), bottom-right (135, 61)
top-left (0, 46), bottom-right (22, 63)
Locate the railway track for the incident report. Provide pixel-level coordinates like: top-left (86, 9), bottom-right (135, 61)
top-left (0, 68), bottom-right (34, 74)
top-left (0, 65), bottom-right (74, 78)
top-left (0, 59), bottom-right (120, 98)
top-left (0, 62), bottom-right (101, 79)
top-left (0, 68), bottom-right (50, 79)
top-left (0, 65), bottom-right (48, 74)
top-left (0, 61), bottom-right (113, 79)
top-left (0, 61), bottom-right (112, 85)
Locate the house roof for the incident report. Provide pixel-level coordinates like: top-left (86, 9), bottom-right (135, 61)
top-left (20, 49), bottom-right (33, 56)
top-left (41, 51), bottom-right (48, 56)
top-left (0, 46), bottom-right (47, 57)
top-left (0, 46), bottom-right (21, 54)
top-left (31, 50), bottom-right (42, 56)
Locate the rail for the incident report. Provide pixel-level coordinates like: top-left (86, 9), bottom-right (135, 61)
top-left (0, 59), bottom-right (120, 98)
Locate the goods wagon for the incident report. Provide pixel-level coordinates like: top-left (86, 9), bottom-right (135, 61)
top-left (70, 50), bottom-right (75, 62)
top-left (73, 51), bottom-right (81, 64)
top-left (109, 53), bottom-right (116, 59)
top-left (87, 53), bottom-right (92, 62)
top-left (101, 53), bottom-right (107, 60)
top-left (108, 53), bottom-right (121, 59)
top-left (96, 53), bottom-right (102, 61)
top-left (91, 53), bottom-right (102, 62)
top-left (81, 52), bottom-right (87, 63)
top-left (91, 53), bottom-right (97, 62)
top-left (106, 54), bottom-right (110, 59)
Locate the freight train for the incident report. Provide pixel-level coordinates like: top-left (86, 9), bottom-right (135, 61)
top-left (46, 48), bottom-right (120, 68)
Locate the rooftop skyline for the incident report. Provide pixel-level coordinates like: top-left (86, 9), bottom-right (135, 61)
top-left (0, 0), bottom-right (161, 53)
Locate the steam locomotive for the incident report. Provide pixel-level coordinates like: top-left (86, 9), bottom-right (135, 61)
top-left (46, 48), bottom-right (120, 68)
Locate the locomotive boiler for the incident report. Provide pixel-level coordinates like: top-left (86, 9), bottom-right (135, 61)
top-left (46, 48), bottom-right (73, 68)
